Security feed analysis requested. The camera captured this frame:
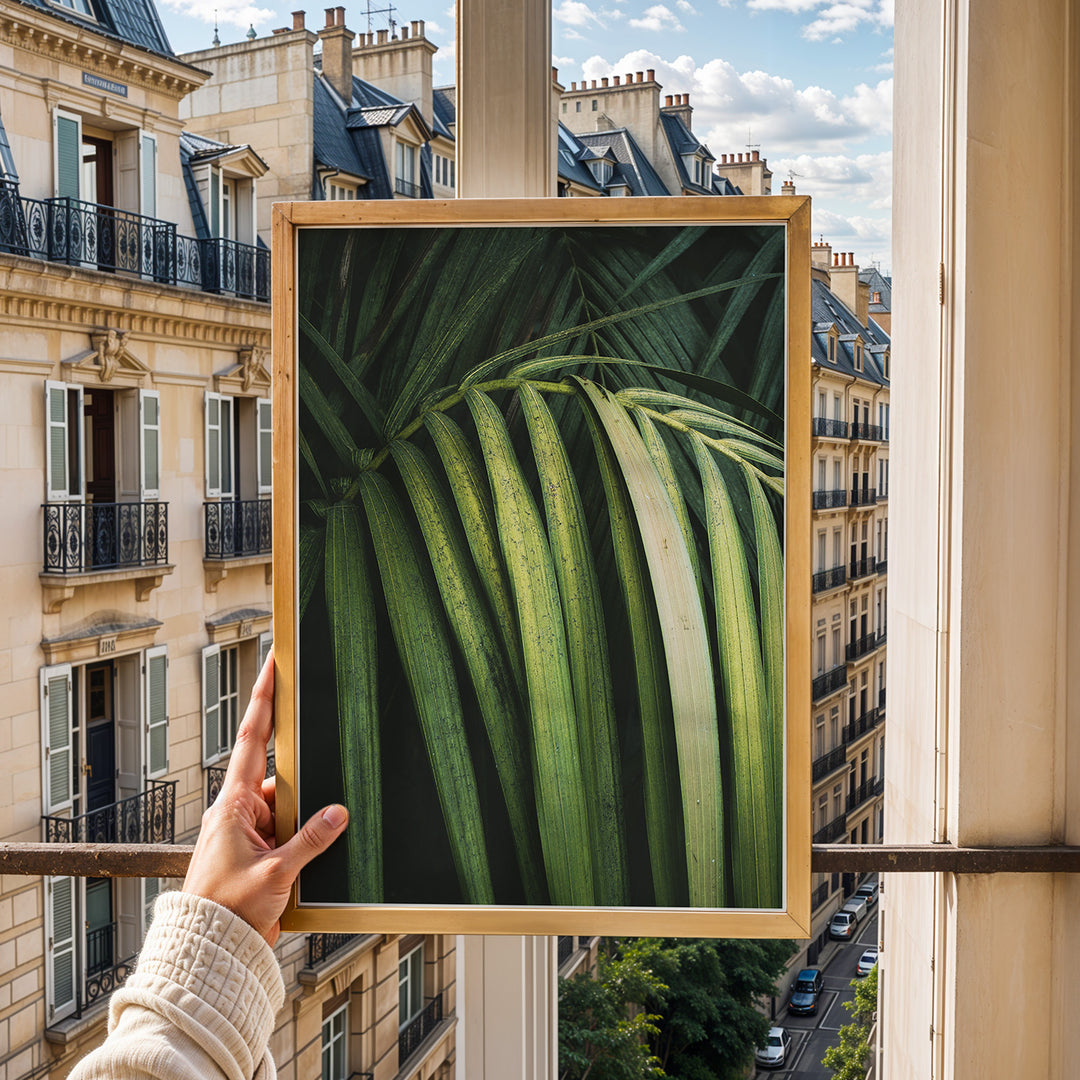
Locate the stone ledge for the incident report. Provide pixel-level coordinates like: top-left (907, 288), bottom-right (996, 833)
top-left (40, 565), bottom-right (174, 613)
top-left (44, 998), bottom-right (110, 1047)
top-left (203, 554), bottom-right (273, 592)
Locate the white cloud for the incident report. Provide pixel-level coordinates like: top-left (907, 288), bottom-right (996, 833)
top-left (425, 20), bottom-right (446, 35)
top-left (629, 5), bottom-right (685, 32)
top-left (553, 54), bottom-right (578, 68)
top-left (554, 0), bottom-right (604, 27)
top-left (563, 27), bottom-right (586, 39)
top-left (162, 0), bottom-right (273, 32)
top-left (746, 0), bottom-right (822, 12)
top-left (745, 0), bottom-right (892, 40)
top-left (676, 0), bottom-right (698, 12)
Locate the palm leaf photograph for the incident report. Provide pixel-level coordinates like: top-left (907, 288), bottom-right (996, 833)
top-left (291, 211), bottom-right (790, 914)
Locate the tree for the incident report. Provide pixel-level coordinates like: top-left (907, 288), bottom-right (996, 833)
top-left (822, 966), bottom-right (878, 1080)
top-left (559, 944), bottom-right (667, 1080)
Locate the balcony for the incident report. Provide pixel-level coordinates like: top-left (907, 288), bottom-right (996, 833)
top-left (849, 556), bottom-right (878, 581)
top-left (811, 881), bottom-right (832, 910)
top-left (0, 186), bottom-right (268, 302)
top-left (204, 500), bottom-right (272, 559)
top-left (849, 487), bottom-right (878, 507)
top-left (877, 558), bottom-right (888, 575)
top-left (76, 922), bottom-right (136, 1019)
top-left (843, 707), bottom-right (882, 745)
top-left (812, 417), bottom-right (849, 439)
top-left (812, 489), bottom-right (847, 510)
top-left (813, 814), bottom-right (847, 845)
top-left (846, 631), bottom-right (880, 662)
top-left (43, 780), bottom-right (176, 844)
top-left (399, 993), bottom-right (443, 1067)
top-left (395, 177), bottom-right (422, 198)
top-left (879, 687), bottom-right (887, 713)
top-left (207, 751), bottom-right (274, 809)
top-left (812, 744), bottom-right (848, 783)
top-left (43, 501), bottom-right (168, 574)
top-left (812, 665), bottom-right (847, 702)
top-left (850, 423), bottom-right (883, 441)
top-left (307, 932), bottom-right (357, 967)
top-left (846, 776), bottom-right (884, 814)
top-left (812, 565), bottom-right (847, 593)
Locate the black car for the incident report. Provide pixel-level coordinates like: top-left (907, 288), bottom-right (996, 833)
top-left (788, 967), bottom-right (823, 1015)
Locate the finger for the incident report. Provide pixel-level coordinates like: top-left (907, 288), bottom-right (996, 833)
top-left (274, 804), bottom-right (348, 879)
top-left (226, 649), bottom-right (275, 789)
top-left (261, 775), bottom-right (276, 809)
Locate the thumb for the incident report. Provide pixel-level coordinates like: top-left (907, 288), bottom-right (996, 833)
top-left (277, 804), bottom-right (349, 877)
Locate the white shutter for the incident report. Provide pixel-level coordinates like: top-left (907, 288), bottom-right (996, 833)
top-left (220, 395), bottom-right (233, 498)
top-left (201, 644), bottom-right (222, 767)
top-left (139, 132), bottom-right (157, 219)
top-left (40, 664), bottom-right (73, 816)
top-left (45, 876), bottom-right (78, 1022)
top-left (258, 630), bottom-right (273, 671)
top-left (139, 389), bottom-right (161, 500)
top-left (142, 877), bottom-right (161, 933)
top-left (257, 397), bottom-right (272, 495)
top-left (205, 392), bottom-right (221, 498)
top-left (144, 645), bottom-right (169, 779)
top-left (45, 382), bottom-right (82, 502)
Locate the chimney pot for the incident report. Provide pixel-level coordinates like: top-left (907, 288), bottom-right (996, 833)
top-left (646, 68), bottom-right (655, 81)
top-left (291, 9), bottom-right (305, 29)
top-left (591, 79), bottom-right (597, 88)
top-left (401, 25), bottom-right (409, 38)
top-left (739, 153), bottom-right (744, 162)
top-left (601, 77), bottom-right (608, 87)
top-left (571, 81), bottom-right (577, 90)
top-left (665, 94), bottom-right (673, 106)
top-left (377, 28), bottom-right (387, 42)
top-left (752, 150), bottom-right (759, 161)
top-left (636, 71), bottom-right (643, 82)
top-left (625, 72), bottom-right (633, 83)
top-left (416, 19), bottom-right (424, 35)
top-left (324, 7), bottom-right (334, 27)
top-left (613, 75), bottom-right (620, 86)
top-left (335, 5), bottom-right (344, 24)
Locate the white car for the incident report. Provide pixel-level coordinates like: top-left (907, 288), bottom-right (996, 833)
top-left (754, 1026), bottom-right (792, 1069)
top-left (856, 947), bottom-right (879, 976)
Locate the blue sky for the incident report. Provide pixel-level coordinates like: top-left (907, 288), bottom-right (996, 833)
top-left (161, 0), bottom-right (893, 273)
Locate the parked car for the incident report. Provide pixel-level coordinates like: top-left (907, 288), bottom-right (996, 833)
top-left (842, 895), bottom-right (868, 924)
top-left (754, 1026), bottom-right (792, 1069)
top-left (854, 879), bottom-right (879, 906)
top-left (830, 910), bottom-right (856, 940)
top-left (788, 967), bottom-right (824, 1015)
top-left (856, 947), bottom-right (879, 976)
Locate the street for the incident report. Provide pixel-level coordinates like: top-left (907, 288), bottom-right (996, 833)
top-left (755, 909), bottom-right (879, 1079)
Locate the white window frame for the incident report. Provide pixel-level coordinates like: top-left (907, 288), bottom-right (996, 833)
top-left (139, 131), bottom-right (157, 220)
top-left (41, 663), bottom-right (74, 816)
top-left (258, 630), bottom-right (273, 671)
top-left (321, 1000), bottom-right (349, 1080)
top-left (201, 643), bottom-right (222, 767)
top-left (257, 397), bottom-right (272, 495)
top-left (398, 943), bottom-right (424, 1028)
top-left (204, 392), bottom-right (234, 499)
top-left (139, 389), bottom-right (161, 500)
top-left (144, 644), bottom-right (169, 779)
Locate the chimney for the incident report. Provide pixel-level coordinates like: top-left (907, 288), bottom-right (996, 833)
top-left (612, 75), bottom-right (620, 86)
top-left (401, 24), bottom-right (409, 38)
top-left (830, 252), bottom-right (866, 322)
top-left (646, 68), bottom-right (655, 81)
top-left (781, 179), bottom-right (796, 195)
top-left (352, 14), bottom-right (437, 128)
top-left (811, 239), bottom-right (832, 271)
top-left (661, 90), bottom-right (693, 131)
top-left (292, 9), bottom-right (305, 29)
top-left (635, 71), bottom-right (643, 82)
top-left (318, 6), bottom-right (355, 101)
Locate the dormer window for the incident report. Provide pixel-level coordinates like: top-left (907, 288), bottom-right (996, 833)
top-left (854, 343), bottom-right (864, 371)
top-left (50, 0), bottom-right (95, 19)
top-left (394, 140), bottom-right (419, 198)
top-left (828, 335), bottom-right (837, 363)
top-left (872, 291), bottom-right (882, 304)
top-left (588, 159), bottom-right (613, 185)
top-left (327, 180), bottom-right (357, 200)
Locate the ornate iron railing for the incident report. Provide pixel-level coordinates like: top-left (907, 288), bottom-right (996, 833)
top-left (850, 423), bottom-right (883, 441)
top-left (42, 501), bottom-right (168, 573)
top-left (207, 751), bottom-right (273, 808)
top-left (813, 814), bottom-right (847, 845)
top-left (77, 922), bottom-right (136, 1019)
top-left (395, 177), bottom-right (422, 198)
top-left (0, 184), bottom-right (269, 301)
top-left (847, 776), bottom-right (884, 814)
top-left (811, 417), bottom-right (849, 438)
top-left (850, 487), bottom-right (878, 507)
top-left (812, 565), bottom-right (846, 592)
top-left (812, 744), bottom-right (848, 783)
top-left (844, 707), bottom-right (881, 745)
top-left (204, 499), bottom-right (272, 559)
top-left (876, 558), bottom-right (888, 575)
top-left (812, 489), bottom-right (847, 510)
top-left (846, 632), bottom-right (879, 662)
top-left (43, 780), bottom-right (176, 844)
top-left (810, 881), bottom-right (832, 910)
top-left (849, 556), bottom-right (877, 580)
top-left (812, 665), bottom-right (847, 702)
top-left (399, 994), bottom-right (443, 1066)
top-left (307, 932), bottom-right (356, 967)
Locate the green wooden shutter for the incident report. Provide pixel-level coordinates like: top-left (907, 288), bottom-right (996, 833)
top-left (54, 114), bottom-right (80, 200)
top-left (45, 382), bottom-right (70, 501)
top-left (140, 390), bottom-right (161, 499)
top-left (257, 398), bottom-right (272, 495)
top-left (144, 645), bottom-right (168, 778)
top-left (40, 664), bottom-right (73, 815)
top-left (201, 644), bottom-right (221, 766)
top-left (46, 876), bottom-right (77, 1022)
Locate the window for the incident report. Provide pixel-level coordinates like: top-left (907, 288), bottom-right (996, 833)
top-left (205, 392), bottom-right (272, 499)
top-left (817, 794), bottom-right (828, 829)
top-left (205, 166), bottom-right (254, 242)
top-left (815, 715), bottom-right (825, 758)
top-left (575, 101), bottom-right (581, 112)
top-left (854, 343), bottom-right (864, 371)
top-left (818, 390), bottom-right (827, 417)
top-left (816, 633), bottom-right (826, 675)
top-left (833, 393), bottom-right (842, 420)
top-left (827, 335), bottom-right (837, 363)
top-left (201, 643), bottom-right (240, 766)
top-left (831, 627), bottom-right (841, 668)
top-left (816, 457), bottom-right (826, 490)
top-left (396, 141), bottom-right (416, 186)
top-left (51, 0), bottom-right (95, 17)
top-left (562, 102), bottom-right (567, 113)
top-left (588, 159), bottom-right (612, 185)
top-left (816, 530), bottom-right (826, 571)
top-left (591, 99), bottom-right (598, 111)
top-left (322, 1001), bottom-right (349, 1080)
top-left (399, 943), bottom-right (424, 1027)
top-left (327, 181), bottom-right (357, 200)
top-left (833, 785), bottom-right (843, 819)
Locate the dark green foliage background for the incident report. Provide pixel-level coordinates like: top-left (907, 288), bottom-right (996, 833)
top-left (295, 222), bottom-right (786, 908)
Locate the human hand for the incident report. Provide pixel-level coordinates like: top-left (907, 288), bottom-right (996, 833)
top-left (183, 648), bottom-right (348, 945)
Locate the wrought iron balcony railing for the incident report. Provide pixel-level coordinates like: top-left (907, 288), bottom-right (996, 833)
top-left (43, 780), bottom-right (176, 844)
top-left (207, 751), bottom-right (274, 808)
top-left (811, 881), bottom-right (832, 910)
top-left (813, 814), bottom-right (847, 845)
top-left (812, 417), bottom-right (849, 438)
top-left (812, 565), bottom-right (846, 593)
top-left (558, 935), bottom-right (574, 966)
top-left (847, 776), bottom-right (884, 814)
top-left (42, 501), bottom-right (168, 573)
top-left (204, 499), bottom-right (272, 559)
top-left (812, 665), bottom-right (847, 702)
top-left (850, 487), bottom-right (878, 507)
top-left (307, 932), bottom-right (356, 967)
top-left (846, 631), bottom-right (879, 662)
top-left (812, 489), bottom-right (847, 510)
top-left (399, 993), bottom-right (443, 1066)
top-left (395, 177), bottom-right (422, 198)
top-left (812, 744), bottom-right (848, 783)
top-left (850, 423), bottom-right (883, 441)
top-left (879, 687), bottom-right (887, 711)
top-left (843, 707), bottom-right (881, 745)
top-left (78, 921), bottom-right (136, 1019)
top-left (849, 556), bottom-right (877, 581)
top-left (0, 186), bottom-right (269, 302)
top-left (876, 558), bottom-right (888, 575)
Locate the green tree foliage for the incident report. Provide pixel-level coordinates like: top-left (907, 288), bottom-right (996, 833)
top-left (559, 938), bottom-right (792, 1080)
top-left (822, 966), bottom-right (878, 1080)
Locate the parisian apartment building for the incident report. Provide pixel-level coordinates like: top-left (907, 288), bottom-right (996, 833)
top-left (0, 0), bottom-right (883, 1076)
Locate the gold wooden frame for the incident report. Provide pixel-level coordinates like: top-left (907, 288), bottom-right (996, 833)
top-left (273, 196), bottom-right (811, 937)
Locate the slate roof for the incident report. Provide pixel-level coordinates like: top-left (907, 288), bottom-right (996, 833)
top-left (432, 87), bottom-right (456, 138)
top-left (16, 0), bottom-right (173, 57)
top-left (181, 131), bottom-right (267, 169)
top-left (859, 266), bottom-right (893, 313)
top-left (573, 127), bottom-right (670, 196)
top-left (312, 74), bottom-right (377, 190)
top-left (810, 277), bottom-right (890, 386)
top-left (659, 111), bottom-right (715, 195)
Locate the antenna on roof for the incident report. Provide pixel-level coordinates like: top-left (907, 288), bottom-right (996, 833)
top-left (745, 127), bottom-right (760, 154)
top-left (212, 9), bottom-right (220, 46)
top-left (362, 0), bottom-right (399, 35)
top-left (787, 170), bottom-right (802, 183)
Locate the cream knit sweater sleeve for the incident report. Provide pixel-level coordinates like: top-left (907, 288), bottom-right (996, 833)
top-left (68, 892), bottom-right (286, 1080)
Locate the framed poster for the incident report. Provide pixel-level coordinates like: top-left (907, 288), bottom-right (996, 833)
top-left (273, 197), bottom-right (810, 937)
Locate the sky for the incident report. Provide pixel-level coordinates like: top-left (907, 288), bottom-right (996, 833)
top-left (160, 0), bottom-right (893, 273)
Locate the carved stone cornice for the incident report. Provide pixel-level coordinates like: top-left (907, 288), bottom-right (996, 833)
top-left (214, 344), bottom-right (271, 395)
